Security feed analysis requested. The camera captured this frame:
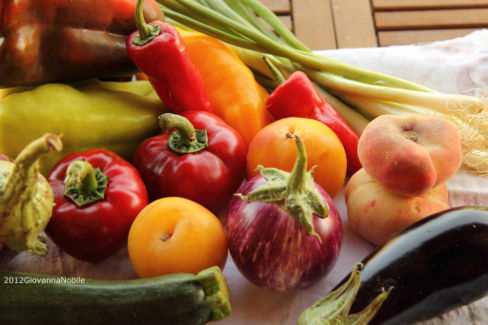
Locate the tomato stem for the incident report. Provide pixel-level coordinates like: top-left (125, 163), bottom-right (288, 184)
top-left (64, 160), bottom-right (108, 207)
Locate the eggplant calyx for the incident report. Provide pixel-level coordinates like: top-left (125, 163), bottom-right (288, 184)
top-left (236, 133), bottom-right (328, 241)
top-left (298, 263), bottom-right (393, 325)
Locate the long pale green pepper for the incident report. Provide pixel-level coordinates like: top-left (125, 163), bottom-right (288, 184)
top-left (0, 79), bottom-right (169, 174)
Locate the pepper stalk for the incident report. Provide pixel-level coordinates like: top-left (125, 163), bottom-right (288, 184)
top-left (64, 160), bottom-right (108, 207)
top-left (133, 0), bottom-right (162, 46)
top-left (159, 113), bottom-right (209, 154)
top-left (157, 0), bottom-right (488, 175)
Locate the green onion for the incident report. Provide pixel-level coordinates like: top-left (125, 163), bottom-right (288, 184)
top-left (158, 0), bottom-right (488, 175)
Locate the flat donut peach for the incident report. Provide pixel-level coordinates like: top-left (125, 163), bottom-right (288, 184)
top-left (357, 114), bottom-right (462, 197)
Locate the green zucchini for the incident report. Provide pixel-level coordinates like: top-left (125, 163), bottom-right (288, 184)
top-left (0, 266), bottom-right (231, 325)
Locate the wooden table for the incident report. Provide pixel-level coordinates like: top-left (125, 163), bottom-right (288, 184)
top-left (263, 0), bottom-right (488, 49)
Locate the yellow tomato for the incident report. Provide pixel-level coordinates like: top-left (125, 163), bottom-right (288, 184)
top-left (128, 197), bottom-right (228, 278)
top-left (247, 117), bottom-right (347, 197)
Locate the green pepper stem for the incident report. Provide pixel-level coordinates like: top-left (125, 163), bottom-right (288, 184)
top-left (64, 160), bottom-right (108, 207)
top-left (159, 113), bottom-right (209, 154)
top-left (159, 113), bottom-right (196, 145)
top-left (133, 0), bottom-right (162, 46)
top-left (137, 0), bottom-right (153, 38)
top-left (65, 161), bottom-right (99, 196)
top-left (136, 0), bottom-right (150, 38)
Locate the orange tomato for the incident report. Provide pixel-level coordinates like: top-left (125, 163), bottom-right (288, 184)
top-left (128, 197), bottom-right (228, 278)
top-left (247, 117), bottom-right (347, 197)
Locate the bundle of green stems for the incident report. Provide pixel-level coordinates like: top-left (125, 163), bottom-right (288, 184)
top-left (158, 0), bottom-right (488, 175)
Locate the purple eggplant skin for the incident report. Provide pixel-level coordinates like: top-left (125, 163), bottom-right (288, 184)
top-left (226, 175), bottom-right (343, 292)
top-left (341, 206), bottom-right (488, 325)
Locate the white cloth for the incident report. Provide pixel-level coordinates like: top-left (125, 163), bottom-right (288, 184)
top-left (316, 29), bottom-right (488, 97)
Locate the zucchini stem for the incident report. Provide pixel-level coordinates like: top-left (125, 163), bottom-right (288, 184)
top-left (196, 266), bottom-right (232, 321)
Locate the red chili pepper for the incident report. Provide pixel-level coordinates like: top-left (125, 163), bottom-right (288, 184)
top-left (46, 149), bottom-right (148, 263)
top-left (266, 70), bottom-right (361, 176)
top-left (134, 111), bottom-right (247, 213)
top-left (126, 0), bottom-right (212, 113)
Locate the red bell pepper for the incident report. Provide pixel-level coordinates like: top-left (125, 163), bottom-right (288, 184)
top-left (266, 70), bottom-right (361, 176)
top-left (126, 0), bottom-right (212, 113)
top-left (46, 149), bottom-right (148, 263)
top-left (134, 111), bottom-right (247, 213)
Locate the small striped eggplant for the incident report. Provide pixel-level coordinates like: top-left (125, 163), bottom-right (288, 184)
top-left (226, 133), bottom-right (343, 292)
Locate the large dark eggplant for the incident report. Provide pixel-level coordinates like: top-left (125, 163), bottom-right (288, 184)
top-left (298, 206), bottom-right (488, 325)
top-left (351, 206), bottom-right (488, 324)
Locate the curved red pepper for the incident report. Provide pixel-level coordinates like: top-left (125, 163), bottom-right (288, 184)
top-left (266, 71), bottom-right (361, 176)
top-left (46, 149), bottom-right (148, 263)
top-left (134, 111), bottom-right (247, 213)
top-left (126, 0), bottom-right (212, 113)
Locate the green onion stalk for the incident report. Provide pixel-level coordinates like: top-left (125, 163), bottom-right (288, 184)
top-left (157, 0), bottom-right (488, 176)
